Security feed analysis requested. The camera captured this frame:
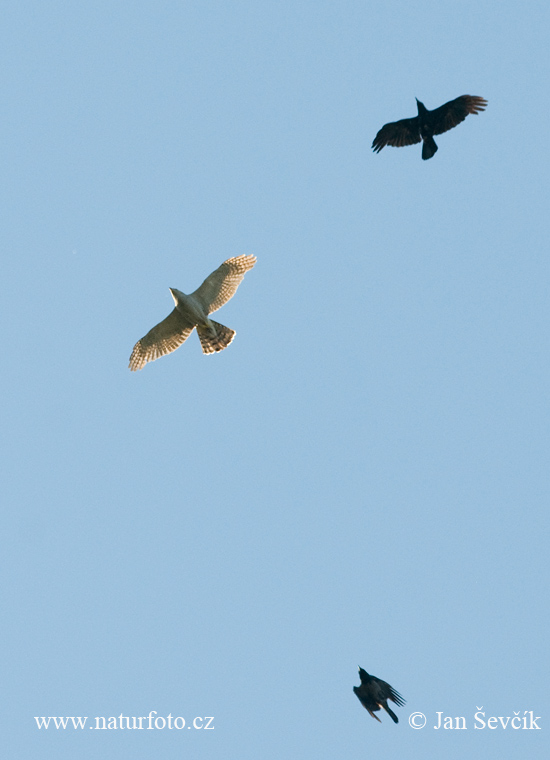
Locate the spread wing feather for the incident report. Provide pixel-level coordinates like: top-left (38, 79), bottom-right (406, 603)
top-left (372, 677), bottom-right (406, 706)
top-left (372, 116), bottom-right (420, 152)
top-left (388, 685), bottom-right (406, 706)
top-left (193, 255), bottom-right (256, 314)
top-left (129, 309), bottom-right (194, 371)
top-left (430, 95), bottom-right (488, 135)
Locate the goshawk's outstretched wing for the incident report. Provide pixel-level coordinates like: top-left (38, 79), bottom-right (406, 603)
top-left (129, 309), bottom-right (194, 371)
top-left (430, 95), bottom-right (487, 135)
top-left (372, 116), bottom-right (420, 153)
top-left (193, 255), bottom-right (257, 314)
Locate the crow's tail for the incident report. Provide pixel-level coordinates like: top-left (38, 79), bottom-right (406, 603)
top-left (422, 136), bottom-right (438, 160)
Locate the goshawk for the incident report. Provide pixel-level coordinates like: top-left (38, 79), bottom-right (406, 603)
top-left (129, 255), bottom-right (256, 370)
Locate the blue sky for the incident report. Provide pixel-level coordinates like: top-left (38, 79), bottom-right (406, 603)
top-left (2, 1), bottom-right (548, 758)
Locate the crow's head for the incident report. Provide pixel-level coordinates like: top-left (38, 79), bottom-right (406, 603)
top-left (415, 97), bottom-right (427, 114)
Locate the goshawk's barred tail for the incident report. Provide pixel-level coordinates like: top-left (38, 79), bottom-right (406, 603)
top-left (196, 321), bottom-right (236, 354)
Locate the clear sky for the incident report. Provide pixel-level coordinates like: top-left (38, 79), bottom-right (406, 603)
top-left (2, 1), bottom-right (548, 758)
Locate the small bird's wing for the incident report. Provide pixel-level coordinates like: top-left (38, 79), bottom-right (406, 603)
top-left (430, 95), bottom-right (488, 135)
top-left (193, 255), bottom-right (256, 314)
top-left (387, 685), bottom-right (406, 707)
top-left (374, 677), bottom-right (406, 707)
top-left (372, 116), bottom-right (420, 152)
top-left (129, 308), bottom-right (195, 371)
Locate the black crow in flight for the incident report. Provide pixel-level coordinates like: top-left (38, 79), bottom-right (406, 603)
top-left (353, 667), bottom-right (405, 723)
top-left (372, 95), bottom-right (487, 160)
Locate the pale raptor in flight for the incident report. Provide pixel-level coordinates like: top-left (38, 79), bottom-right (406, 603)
top-left (129, 255), bottom-right (256, 370)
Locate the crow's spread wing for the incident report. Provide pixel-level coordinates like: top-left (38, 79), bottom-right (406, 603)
top-left (430, 95), bottom-right (487, 135)
top-left (372, 116), bottom-right (420, 152)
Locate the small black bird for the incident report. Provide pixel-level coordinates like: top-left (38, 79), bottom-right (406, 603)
top-left (372, 94), bottom-right (487, 160)
top-left (353, 667), bottom-right (405, 723)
